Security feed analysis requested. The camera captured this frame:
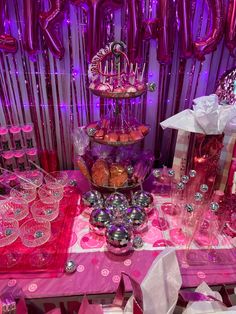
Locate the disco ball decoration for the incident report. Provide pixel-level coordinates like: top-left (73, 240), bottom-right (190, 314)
top-left (168, 169), bottom-right (175, 177)
top-left (176, 182), bottom-right (185, 190)
top-left (152, 169), bottom-right (161, 178)
top-left (185, 204), bottom-right (194, 213)
top-left (189, 170), bottom-right (197, 177)
top-left (210, 202), bottom-right (219, 212)
top-left (127, 165), bottom-right (134, 175)
top-left (216, 68), bottom-right (236, 105)
top-left (105, 192), bottom-right (128, 209)
top-left (83, 190), bottom-right (103, 207)
top-left (133, 235), bottom-right (143, 248)
top-left (125, 205), bottom-right (148, 233)
top-left (147, 82), bottom-right (157, 92)
top-left (105, 192), bottom-right (129, 217)
top-left (200, 184), bottom-right (208, 193)
top-left (106, 223), bottom-right (133, 255)
top-left (194, 192), bottom-right (203, 202)
top-left (89, 208), bottom-right (112, 235)
top-left (132, 191), bottom-right (153, 208)
top-left (65, 260), bottom-right (77, 274)
top-left (181, 175), bottom-right (189, 184)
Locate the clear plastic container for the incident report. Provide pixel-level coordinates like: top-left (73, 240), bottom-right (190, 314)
top-left (14, 150), bottom-right (27, 171)
top-left (10, 184), bottom-right (37, 203)
top-left (0, 217), bottom-right (19, 247)
top-left (44, 171), bottom-right (68, 189)
top-left (26, 148), bottom-right (40, 169)
top-left (20, 218), bottom-right (51, 247)
top-left (19, 170), bottom-right (43, 188)
top-left (10, 126), bottom-right (23, 150)
top-left (0, 127), bottom-right (11, 151)
top-left (38, 184), bottom-right (64, 202)
top-left (0, 197), bottom-right (29, 221)
top-left (31, 199), bottom-right (59, 222)
top-left (21, 124), bottom-right (35, 148)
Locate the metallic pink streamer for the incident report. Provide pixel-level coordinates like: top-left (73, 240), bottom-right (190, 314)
top-left (23, 0), bottom-right (40, 59)
top-left (177, 0), bottom-right (193, 58)
top-left (156, 0), bottom-right (176, 64)
top-left (226, 0), bottom-right (236, 56)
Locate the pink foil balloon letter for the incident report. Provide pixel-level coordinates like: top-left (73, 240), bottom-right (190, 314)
top-left (39, 0), bottom-right (66, 59)
top-left (24, 0), bottom-right (40, 59)
top-left (0, 0), bottom-right (17, 53)
top-left (194, 0), bottom-right (224, 61)
top-left (71, 0), bottom-right (142, 62)
top-left (177, 0), bottom-right (193, 58)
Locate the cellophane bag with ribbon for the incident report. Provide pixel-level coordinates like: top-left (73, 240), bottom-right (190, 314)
top-left (161, 94), bottom-right (236, 193)
top-left (73, 127), bottom-right (92, 181)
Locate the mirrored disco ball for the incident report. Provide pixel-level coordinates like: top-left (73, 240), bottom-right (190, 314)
top-left (132, 191), bottom-right (153, 208)
top-left (83, 190), bottom-right (103, 207)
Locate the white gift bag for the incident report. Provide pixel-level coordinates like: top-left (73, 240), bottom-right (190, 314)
top-left (124, 248), bottom-right (182, 314)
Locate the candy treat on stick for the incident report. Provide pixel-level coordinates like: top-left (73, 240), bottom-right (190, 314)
top-left (124, 60), bottom-right (127, 75)
top-left (140, 63), bottom-right (146, 82)
top-left (134, 63), bottom-right (138, 77)
top-left (110, 60), bottom-right (114, 84)
top-left (117, 61), bottom-right (121, 87)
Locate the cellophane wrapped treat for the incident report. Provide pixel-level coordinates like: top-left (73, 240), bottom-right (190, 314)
top-left (73, 130), bottom-right (154, 189)
top-left (73, 127), bottom-right (91, 180)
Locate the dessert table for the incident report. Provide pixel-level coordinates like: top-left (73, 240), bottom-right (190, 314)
top-left (0, 171), bottom-right (235, 303)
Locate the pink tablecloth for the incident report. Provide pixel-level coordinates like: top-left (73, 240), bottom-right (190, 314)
top-left (0, 171), bottom-right (236, 299)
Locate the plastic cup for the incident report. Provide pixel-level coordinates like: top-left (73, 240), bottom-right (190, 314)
top-left (19, 170), bottom-right (43, 188)
top-left (44, 172), bottom-right (68, 189)
top-left (10, 184), bottom-right (37, 203)
top-left (0, 217), bottom-right (19, 247)
top-left (38, 184), bottom-right (64, 202)
top-left (31, 199), bottom-right (59, 222)
top-left (20, 218), bottom-right (51, 247)
top-left (0, 197), bottom-right (29, 221)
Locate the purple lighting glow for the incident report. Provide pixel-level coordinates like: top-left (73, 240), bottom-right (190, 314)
top-left (73, 68), bottom-right (80, 77)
